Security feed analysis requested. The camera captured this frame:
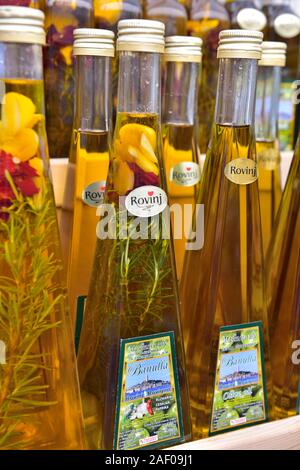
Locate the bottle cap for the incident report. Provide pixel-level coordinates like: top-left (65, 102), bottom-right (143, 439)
top-left (117, 19), bottom-right (165, 54)
top-left (258, 41), bottom-right (287, 67)
top-left (73, 28), bottom-right (115, 57)
top-left (164, 36), bottom-right (202, 63)
top-left (0, 6), bottom-right (45, 45)
top-left (217, 30), bottom-right (263, 60)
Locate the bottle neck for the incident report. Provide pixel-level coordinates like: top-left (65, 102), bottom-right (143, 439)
top-left (74, 55), bottom-right (112, 132)
top-left (117, 51), bottom-right (161, 115)
top-left (0, 42), bottom-right (43, 80)
top-left (214, 57), bottom-right (258, 127)
top-left (162, 61), bottom-right (200, 126)
top-left (255, 65), bottom-right (282, 142)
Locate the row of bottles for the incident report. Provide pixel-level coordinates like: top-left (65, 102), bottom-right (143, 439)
top-left (0, 5), bottom-right (299, 450)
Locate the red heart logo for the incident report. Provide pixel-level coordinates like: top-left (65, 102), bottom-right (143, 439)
top-left (100, 186), bottom-right (106, 191)
top-left (186, 167), bottom-right (191, 171)
top-left (148, 191), bottom-right (154, 196)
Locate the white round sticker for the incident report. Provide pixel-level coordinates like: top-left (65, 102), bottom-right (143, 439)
top-left (82, 181), bottom-right (106, 207)
top-left (125, 185), bottom-right (168, 218)
top-left (170, 162), bottom-right (200, 187)
top-left (237, 8), bottom-right (267, 31)
top-left (274, 14), bottom-right (300, 39)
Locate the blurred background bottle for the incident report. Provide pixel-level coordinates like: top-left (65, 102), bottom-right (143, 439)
top-left (0, 0), bottom-right (42, 6)
top-left (263, 0), bottom-right (300, 151)
top-left (44, 0), bottom-right (94, 158)
top-left (94, 0), bottom-right (142, 32)
top-left (188, 0), bottom-right (230, 154)
top-left (144, 0), bottom-right (187, 35)
top-left (225, 0), bottom-right (267, 31)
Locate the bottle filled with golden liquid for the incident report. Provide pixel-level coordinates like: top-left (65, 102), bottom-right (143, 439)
top-left (0, 7), bottom-right (85, 449)
top-left (180, 30), bottom-right (272, 439)
top-left (62, 29), bottom-right (113, 324)
top-left (187, 0), bottom-right (230, 154)
top-left (162, 36), bottom-right (202, 280)
top-left (77, 19), bottom-right (191, 450)
top-left (255, 41), bottom-right (287, 254)
top-left (263, 0), bottom-right (300, 151)
top-left (144, 0), bottom-right (187, 35)
top-left (225, 0), bottom-right (267, 31)
top-left (265, 134), bottom-right (300, 420)
top-left (44, 0), bottom-right (94, 158)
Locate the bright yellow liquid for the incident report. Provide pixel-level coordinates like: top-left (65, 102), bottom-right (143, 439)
top-left (0, 79), bottom-right (84, 449)
top-left (180, 124), bottom-right (272, 439)
top-left (77, 112), bottom-right (191, 449)
top-left (256, 139), bottom-right (282, 255)
top-left (163, 123), bottom-right (200, 280)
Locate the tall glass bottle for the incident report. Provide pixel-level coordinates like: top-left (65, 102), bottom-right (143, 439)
top-left (62, 29), bottom-right (113, 323)
top-left (0, 7), bottom-right (84, 449)
top-left (144, 0), bottom-right (187, 36)
top-left (77, 19), bottom-right (191, 450)
top-left (265, 135), bottom-right (300, 420)
top-left (226, 0), bottom-right (267, 31)
top-left (188, 0), bottom-right (230, 154)
top-left (255, 41), bottom-right (287, 254)
top-left (162, 36), bottom-right (202, 280)
top-left (44, 0), bottom-right (94, 158)
top-left (263, 0), bottom-right (300, 151)
top-left (180, 30), bottom-right (272, 439)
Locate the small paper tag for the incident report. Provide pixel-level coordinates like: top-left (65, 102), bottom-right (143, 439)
top-left (210, 321), bottom-right (268, 434)
top-left (125, 186), bottom-right (168, 218)
top-left (170, 162), bottom-right (200, 187)
top-left (113, 332), bottom-right (184, 450)
top-left (225, 158), bottom-right (258, 185)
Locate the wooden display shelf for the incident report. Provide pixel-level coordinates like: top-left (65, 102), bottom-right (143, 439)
top-left (169, 415), bottom-right (300, 450)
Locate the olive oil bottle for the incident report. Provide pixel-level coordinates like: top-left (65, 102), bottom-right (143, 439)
top-left (162, 36), bottom-right (202, 280)
top-left (62, 29), bottom-right (113, 323)
top-left (265, 135), bottom-right (300, 419)
top-left (0, 7), bottom-right (84, 449)
top-left (180, 30), bottom-right (272, 439)
top-left (255, 41), bottom-right (287, 254)
top-left (188, 0), bottom-right (230, 154)
top-left (77, 19), bottom-right (191, 450)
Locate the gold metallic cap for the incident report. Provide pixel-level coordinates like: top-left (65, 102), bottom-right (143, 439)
top-left (217, 29), bottom-right (263, 60)
top-left (165, 36), bottom-right (202, 63)
top-left (0, 6), bottom-right (45, 45)
top-left (73, 28), bottom-right (115, 57)
top-left (117, 19), bottom-right (165, 53)
top-left (258, 41), bottom-right (287, 67)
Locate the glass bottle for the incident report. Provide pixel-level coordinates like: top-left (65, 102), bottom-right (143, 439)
top-left (144, 0), bottom-right (187, 36)
top-left (62, 29), bottom-right (113, 324)
top-left (162, 36), bottom-right (202, 280)
top-left (44, 0), bottom-right (93, 158)
top-left (266, 134), bottom-right (300, 419)
top-left (0, 7), bottom-right (84, 449)
top-left (263, 0), bottom-right (300, 151)
top-left (0, 0), bottom-right (41, 7)
top-left (187, 0), bottom-right (230, 154)
top-left (77, 19), bottom-right (191, 450)
top-left (226, 0), bottom-right (267, 31)
top-left (180, 30), bottom-right (272, 439)
top-left (94, 0), bottom-right (142, 33)
top-left (255, 41), bottom-right (287, 255)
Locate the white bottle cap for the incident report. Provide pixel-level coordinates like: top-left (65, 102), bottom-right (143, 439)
top-left (117, 19), bottom-right (165, 54)
top-left (217, 29), bottom-right (263, 60)
top-left (73, 28), bottom-right (115, 57)
top-left (259, 41), bottom-right (287, 67)
top-left (0, 6), bottom-right (45, 46)
top-left (165, 36), bottom-right (202, 63)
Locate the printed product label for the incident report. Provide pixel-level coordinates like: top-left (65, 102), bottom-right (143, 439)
top-left (237, 8), bottom-right (267, 31)
top-left (210, 322), bottom-right (268, 434)
top-left (257, 148), bottom-right (280, 171)
top-left (82, 181), bottom-right (106, 207)
top-left (113, 332), bottom-right (184, 450)
top-left (125, 185), bottom-right (168, 218)
top-left (225, 158), bottom-right (258, 185)
top-left (170, 162), bottom-right (200, 187)
top-left (274, 14), bottom-right (300, 39)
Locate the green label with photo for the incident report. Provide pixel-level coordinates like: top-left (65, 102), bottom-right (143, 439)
top-left (113, 332), bottom-right (184, 450)
top-left (210, 321), bottom-right (268, 434)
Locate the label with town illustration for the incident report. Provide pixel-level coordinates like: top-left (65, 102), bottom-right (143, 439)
top-left (237, 8), bottom-right (267, 31)
top-left (225, 158), bottom-right (258, 185)
top-left (170, 162), bottom-right (200, 187)
top-left (210, 322), bottom-right (268, 435)
top-left (113, 332), bottom-right (184, 450)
